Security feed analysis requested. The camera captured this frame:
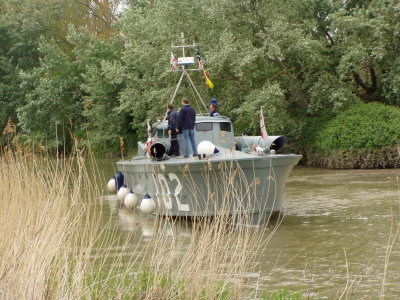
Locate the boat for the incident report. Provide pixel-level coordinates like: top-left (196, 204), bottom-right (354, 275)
top-left (107, 34), bottom-right (301, 226)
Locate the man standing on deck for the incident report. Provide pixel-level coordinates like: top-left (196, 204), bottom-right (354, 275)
top-left (167, 104), bottom-right (179, 157)
top-left (176, 98), bottom-right (199, 158)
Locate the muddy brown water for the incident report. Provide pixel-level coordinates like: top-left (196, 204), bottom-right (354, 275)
top-left (96, 158), bottom-right (400, 299)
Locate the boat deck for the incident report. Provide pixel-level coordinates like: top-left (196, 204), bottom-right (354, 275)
top-left (117, 149), bottom-right (301, 167)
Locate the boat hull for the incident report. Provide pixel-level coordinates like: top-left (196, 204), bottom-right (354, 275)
top-left (117, 151), bottom-right (301, 225)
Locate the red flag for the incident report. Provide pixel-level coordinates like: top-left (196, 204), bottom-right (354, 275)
top-left (196, 50), bottom-right (204, 70)
top-left (260, 107), bottom-right (268, 143)
top-left (146, 120), bottom-right (153, 157)
top-left (170, 52), bottom-right (178, 71)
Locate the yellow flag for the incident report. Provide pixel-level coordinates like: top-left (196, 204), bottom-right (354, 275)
top-left (205, 75), bottom-right (214, 89)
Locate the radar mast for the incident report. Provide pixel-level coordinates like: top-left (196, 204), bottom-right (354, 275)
top-left (166, 33), bottom-right (208, 119)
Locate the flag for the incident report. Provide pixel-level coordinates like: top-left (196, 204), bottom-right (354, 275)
top-left (203, 69), bottom-right (214, 89)
top-left (146, 120), bottom-right (153, 157)
top-left (205, 76), bottom-right (214, 89)
top-left (147, 120), bottom-right (152, 135)
top-left (260, 107), bottom-right (268, 143)
top-left (170, 52), bottom-right (178, 71)
top-left (196, 50), bottom-right (204, 70)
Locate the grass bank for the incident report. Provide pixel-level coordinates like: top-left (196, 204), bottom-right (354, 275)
top-left (298, 144), bottom-right (400, 169)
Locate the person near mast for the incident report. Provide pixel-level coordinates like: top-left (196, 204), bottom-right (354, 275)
top-left (166, 103), bottom-right (179, 157)
top-left (209, 98), bottom-right (220, 117)
top-left (176, 98), bottom-right (199, 158)
top-left (209, 104), bottom-right (220, 117)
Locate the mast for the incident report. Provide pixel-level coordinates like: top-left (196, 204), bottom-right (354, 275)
top-left (165, 33), bottom-right (208, 119)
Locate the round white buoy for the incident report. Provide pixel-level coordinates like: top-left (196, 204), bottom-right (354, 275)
top-left (140, 194), bottom-right (156, 215)
top-left (124, 192), bottom-right (138, 209)
top-left (197, 141), bottom-right (217, 156)
top-left (107, 178), bottom-right (116, 193)
top-left (117, 185), bottom-right (129, 201)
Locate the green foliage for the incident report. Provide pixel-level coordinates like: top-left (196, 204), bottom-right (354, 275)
top-left (0, 1), bottom-right (47, 129)
top-left (16, 40), bottom-right (83, 148)
top-left (1, 0), bottom-right (400, 153)
top-left (234, 83), bottom-right (302, 137)
top-left (85, 268), bottom-right (232, 299)
top-left (69, 28), bottom-right (129, 152)
top-left (297, 114), bottom-right (333, 147)
top-left (315, 102), bottom-right (400, 150)
top-left (262, 287), bottom-right (303, 300)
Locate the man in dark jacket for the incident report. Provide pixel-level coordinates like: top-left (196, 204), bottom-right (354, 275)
top-left (176, 98), bottom-right (199, 158)
top-left (167, 103), bottom-right (179, 156)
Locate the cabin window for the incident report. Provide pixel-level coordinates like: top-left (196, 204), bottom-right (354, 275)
top-left (196, 122), bottom-right (213, 131)
top-left (157, 129), bottom-right (168, 138)
top-left (220, 122), bottom-right (232, 132)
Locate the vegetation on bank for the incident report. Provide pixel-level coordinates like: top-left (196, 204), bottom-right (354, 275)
top-left (296, 102), bottom-right (400, 168)
top-left (1, 0), bottom-right (400, 166)
top-left (315, 103), bottom-right (400, 151)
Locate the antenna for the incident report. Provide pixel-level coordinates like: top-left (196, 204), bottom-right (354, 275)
top-left (181, 32), bottom-right (185, 57)
top-left (165, 34), bottom-right (208, 119)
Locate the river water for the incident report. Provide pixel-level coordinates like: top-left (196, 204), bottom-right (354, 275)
top-left (97, 159), bottom-right (400, 299)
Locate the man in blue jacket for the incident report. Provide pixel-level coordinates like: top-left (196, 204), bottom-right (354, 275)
top-left (167, 103), bottom-right (179, 157)
top-left (176, 98), bottom-right (199, 158)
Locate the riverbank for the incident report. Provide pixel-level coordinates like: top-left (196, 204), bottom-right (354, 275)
top-left (295, 144), bottom-right (400, 169)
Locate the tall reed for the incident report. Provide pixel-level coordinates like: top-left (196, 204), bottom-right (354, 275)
top-left (0, 147), bottom-right (100, 298)
top-left (0, 139), bottom-right (276, 299)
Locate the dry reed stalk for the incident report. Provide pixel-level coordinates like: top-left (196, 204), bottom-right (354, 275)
top-left (0, 139), bottom-right (279, 299)
top-left (0, 146), bottom-right (102, 299)
top-left (122, 159), bottom-right (278, 299)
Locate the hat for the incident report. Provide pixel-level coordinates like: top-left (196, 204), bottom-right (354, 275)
top-left (209, 98), bottom-right (218, 106)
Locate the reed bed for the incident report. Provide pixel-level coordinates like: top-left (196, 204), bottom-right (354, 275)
top-left (4, 136), bottom-right (398, 299)
top-left (0, 139), bottom-right (276, 299)
top-left (0, 148), bottom-right (98, 298)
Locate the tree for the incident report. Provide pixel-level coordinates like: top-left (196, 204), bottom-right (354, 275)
top-left (17, 40), bottom-right (83, 148)
top-left (2, 0), bottom-right (399, 152)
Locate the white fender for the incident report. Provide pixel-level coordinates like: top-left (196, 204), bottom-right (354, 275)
top-left (124, 192), bottom-right (138, 209)
top-left (107, 178), bottom-right (116, 193)
top-left (140, 194), bottom-right (156, 214)
top-left (117, 186), bottom-right (129, 201)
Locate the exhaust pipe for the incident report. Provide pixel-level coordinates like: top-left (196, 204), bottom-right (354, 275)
top-left (149, 141), bottom-right (171, 159)
top-left (235, 136), bottom-right (287, 151)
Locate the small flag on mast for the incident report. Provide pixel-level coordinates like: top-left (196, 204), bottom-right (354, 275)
top-left (146, 120), bottom-right (153, 157)
top-left (196, 50), bottom-right (204, 70)
top-left (170, 52), bottom-right (178, 71)
top-left (147, 120), bottom-right (152, 135)
top-left (260, 107), bottom-right (268, 143)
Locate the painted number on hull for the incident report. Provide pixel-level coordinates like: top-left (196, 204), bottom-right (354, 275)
top-left (153, 173), bottom-right (190, 212)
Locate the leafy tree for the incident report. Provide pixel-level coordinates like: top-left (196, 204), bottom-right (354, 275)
top-left (1, 0), bottom-right (400, 154)
top-left (69, 28), bottom-right (128, 152)
top-left (17, 40), bottom-right (83, 148)
top-left (332, 0), bottom-right (400, 105)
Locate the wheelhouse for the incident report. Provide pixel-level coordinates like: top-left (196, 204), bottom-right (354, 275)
top-left (153, 115), bottom-right (235, 149)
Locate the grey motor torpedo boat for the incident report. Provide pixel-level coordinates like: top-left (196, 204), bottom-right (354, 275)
top-left (108, 34), bottom-right (301, 225)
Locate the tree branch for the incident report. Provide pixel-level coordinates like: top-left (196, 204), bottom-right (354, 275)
top-left (72, 0), bottom-right (116, 30)
top-left (325, 31), bottom-right (334, 45)
top-left (352, 70), bottom-right (374, 94)
top-left (369, 66), bottom-right (377, 91)
top-left (269, 55), bottom-right (308, 109)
